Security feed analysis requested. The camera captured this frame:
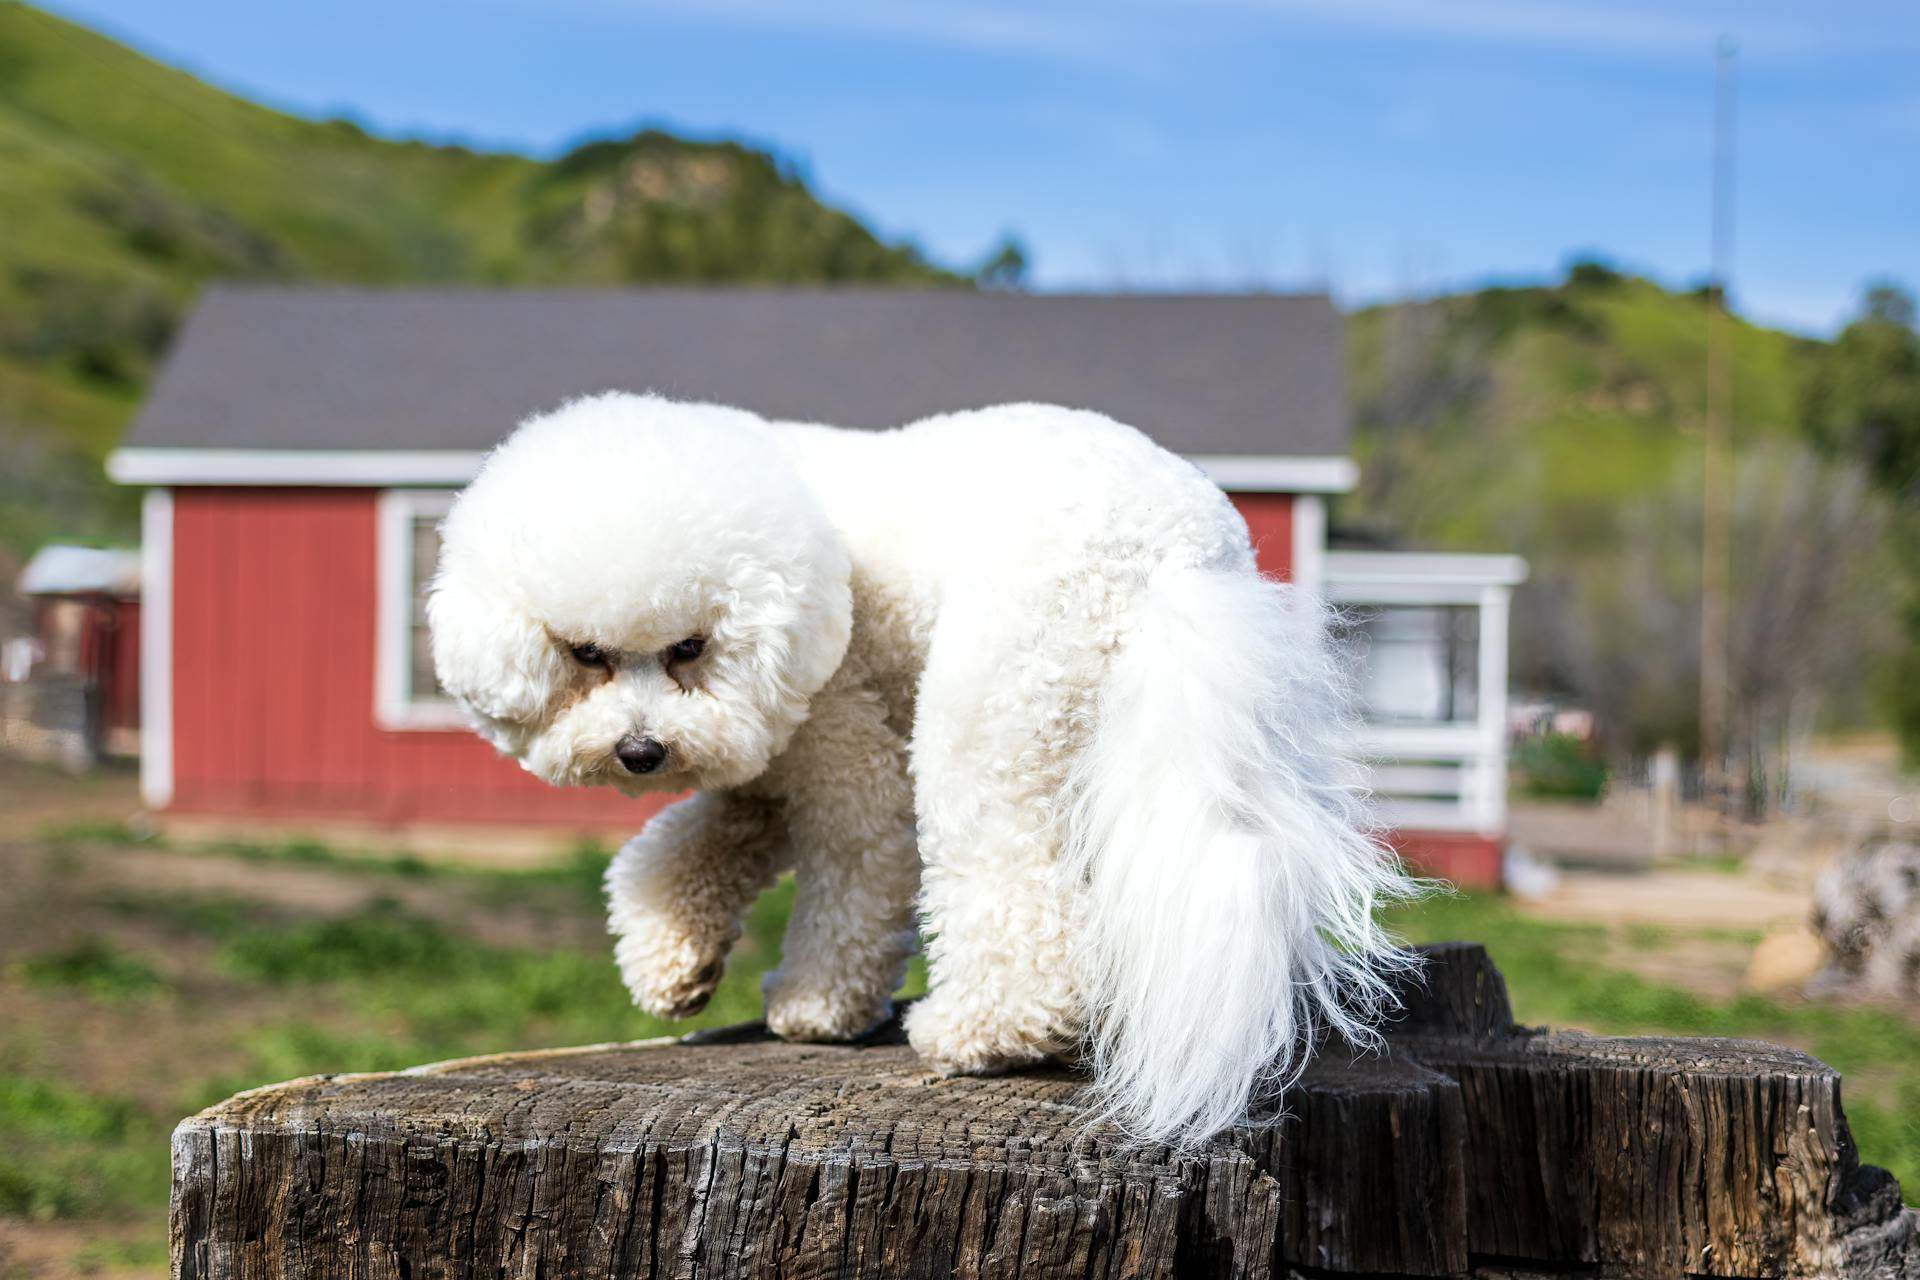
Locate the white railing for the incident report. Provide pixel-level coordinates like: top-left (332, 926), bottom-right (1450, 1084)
top-left (1354, 727), bottom-right (1507, 834)
top-left (1324, 552), bottom-right (1527, 837)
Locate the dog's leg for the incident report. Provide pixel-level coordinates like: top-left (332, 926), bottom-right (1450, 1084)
top-left (760, 681), bottom-right (920, 1042)
top-left (904, 759), bottom-right (1085, 1075)
top-left (606, 791), bottom-right (786, 1020)
top-left (903, 601), bottom-right (1090, 1075)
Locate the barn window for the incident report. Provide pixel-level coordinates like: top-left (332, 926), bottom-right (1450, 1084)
top-left (1343, 604), bottom-right (1481, 726)
top-left (375, 489), bottom-right (464, 730)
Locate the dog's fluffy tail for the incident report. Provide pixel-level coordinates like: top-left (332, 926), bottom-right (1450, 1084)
top-left (1063, 564), bottom-right (1422, 1148)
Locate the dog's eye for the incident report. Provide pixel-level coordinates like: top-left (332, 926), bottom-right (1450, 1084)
top-left (569, 642), bottom-right (609, 666)
top-left (666, 636), bottom-right (705, 663)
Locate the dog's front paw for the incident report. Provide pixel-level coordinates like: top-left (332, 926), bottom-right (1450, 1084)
top-left (762, 969), bottom-right (891, 1043)
top-left (646, 958), bottom-right (726, 1020)
top-left (905, 991), bottom-right (1068, 1076)
top-left (614, 931), bottom-right (727, 1021)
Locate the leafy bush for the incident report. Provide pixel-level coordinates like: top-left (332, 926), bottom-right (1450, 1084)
top-left (1512, 732), bottom-right (1608, 800)
top-left (1565, 256), bottom-right (1625, 290)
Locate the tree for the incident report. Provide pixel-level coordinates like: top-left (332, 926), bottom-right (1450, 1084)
top-left (1805, 283), bottom-right (1920, 505)
top-left (974, 234), bottom-right (1029, 290)
top-left (1519, 443), bottom-right (1892, 803)
top-left (1803, 282), bottom-right (1920, 763)
top-left (1564, 255), bottom-right (1624, 291)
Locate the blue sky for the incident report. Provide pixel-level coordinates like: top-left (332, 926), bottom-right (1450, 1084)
top-left (43, 0), bottom-right (1920, 335)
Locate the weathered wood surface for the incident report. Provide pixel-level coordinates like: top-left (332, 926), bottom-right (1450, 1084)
top-left (172, 942), bottom-right (1920, 1279)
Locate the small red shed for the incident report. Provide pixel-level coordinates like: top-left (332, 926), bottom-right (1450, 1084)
top-left (109, 287), bottom-right (1516, 884)
top-left (13, 544), bottom-right (143, 759)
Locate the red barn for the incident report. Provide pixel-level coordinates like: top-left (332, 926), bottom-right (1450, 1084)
top-left (110, 287), bottom-right (1520, 884)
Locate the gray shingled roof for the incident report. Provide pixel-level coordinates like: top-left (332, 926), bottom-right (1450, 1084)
top-left (125, 287), bottom-right (1349, 457)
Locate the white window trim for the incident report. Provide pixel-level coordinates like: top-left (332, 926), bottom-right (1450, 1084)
top-left (374, 489), bottom-right (466, 731)
top-left (139, 489), bottom-right (173, 808)
top-left (1474, 583), bottom-right (1513, 834)
top-left (1290, 494), bottom-right (1326, 597)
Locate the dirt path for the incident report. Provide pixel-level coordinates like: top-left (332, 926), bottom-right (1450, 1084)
top-left (1, 838), bottom-right (610, 960)
top-left (1519, 868), bottom-right (1809, 930)
top-left (0, 760), bottom-right (141, 839)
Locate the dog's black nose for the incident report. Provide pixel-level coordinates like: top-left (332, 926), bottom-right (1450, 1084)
top-left (615, 735), bottom-right (668, 775)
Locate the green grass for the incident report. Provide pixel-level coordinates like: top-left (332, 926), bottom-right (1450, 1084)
top-left (38, 819), bottom-right (162, 848)
top-left (13, 936), bottom-right (169, 1003)
top-left (0, 1067), bottom-right (165, 1221)
top-left (1621, 922), bottom-right (1670, 949)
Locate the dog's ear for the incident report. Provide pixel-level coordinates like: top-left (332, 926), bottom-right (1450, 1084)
top-left (426, 570), bottom-right (563, 728)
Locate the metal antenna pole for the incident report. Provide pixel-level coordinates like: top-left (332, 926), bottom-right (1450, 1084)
top-left (1700, 37), bottom-right (1737, 819)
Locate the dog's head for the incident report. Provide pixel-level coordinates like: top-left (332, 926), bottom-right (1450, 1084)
top-left (428, 392), bottom-right (852, 793)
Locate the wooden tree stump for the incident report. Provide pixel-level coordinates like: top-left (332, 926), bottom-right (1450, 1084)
top-left (171, 944), bottom-right (1920, 1279)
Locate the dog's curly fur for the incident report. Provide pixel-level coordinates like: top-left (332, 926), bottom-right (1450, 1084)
top-left (430, 392), bottom-right (1418, 1146)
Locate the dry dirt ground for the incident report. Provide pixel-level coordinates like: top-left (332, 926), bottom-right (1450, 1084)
top-left (0, 762), bottom-right (142, 841)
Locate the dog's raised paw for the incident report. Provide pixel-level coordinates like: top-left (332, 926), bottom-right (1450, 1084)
top-left (646, 959), bottom-right (724, 1019)
top-left (616, 932), bottom-right (728, 1021)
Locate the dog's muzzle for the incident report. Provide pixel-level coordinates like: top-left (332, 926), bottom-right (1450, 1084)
top-left (615, 735), bottom-right (668, 775)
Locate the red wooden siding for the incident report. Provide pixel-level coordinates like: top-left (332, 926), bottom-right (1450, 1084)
top-left (168, 488), bottom-right (666, 829)
top-left (1391, 831), bottom-right (1503, 890)
top-left (1230, 494), bottom-right (1294, 580)
top-left (105, 599), bottom-right (140, 733)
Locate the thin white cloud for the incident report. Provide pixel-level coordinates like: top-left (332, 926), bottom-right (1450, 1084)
top-left (528, 0), bottom-right (1915, 66)
top-left (1177, 0), bottom-right (1917, 62)
top-left (1217, 0), bottom-right (1724, 57)
top-left (522, 0), bottom-right (1178, 73)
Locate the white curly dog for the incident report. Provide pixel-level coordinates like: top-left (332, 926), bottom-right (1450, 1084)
top-left (429, 392), bottom-right (1415, 1146)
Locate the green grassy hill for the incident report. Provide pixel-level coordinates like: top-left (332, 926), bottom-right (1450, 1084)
top-left (1345, 265), bottom-right (1898, 754)
top-left (1346, 267), bottom-right (1816, 558)
top-left (0, 2), bottom-right (954, 553)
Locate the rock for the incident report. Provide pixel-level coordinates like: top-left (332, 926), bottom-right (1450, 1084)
top-left (1811, 834), bottom-right (1920, 1000)
top-left (1745, 926), bottom-right (1825, 994)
